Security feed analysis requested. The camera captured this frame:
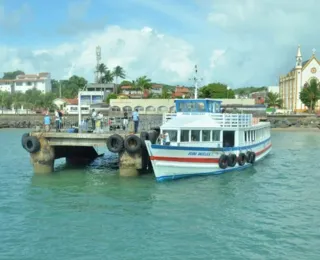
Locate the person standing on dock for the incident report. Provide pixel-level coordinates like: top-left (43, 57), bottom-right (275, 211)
top-left (123, 111), bottom-right (128, 131)
top-left (54, 109), bottom-right (61, 132)
top-left (132, 109), bottom-right (139, 133)
top-left (43, 112), bottom-right (51, 132)
top-left (91, 109), bottom-right (97, 131)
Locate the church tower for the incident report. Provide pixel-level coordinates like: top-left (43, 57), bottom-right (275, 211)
top-left (295, 45), bottom-right (303, 110)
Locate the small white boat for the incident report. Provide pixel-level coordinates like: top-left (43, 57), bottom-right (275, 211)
top-left (145, 98), bottom-right (272, 182)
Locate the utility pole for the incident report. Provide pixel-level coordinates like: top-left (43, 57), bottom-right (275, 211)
top-left (59, 81), bottom-right (62, 98)
top-left (189, 65), bottom-right (203, 99)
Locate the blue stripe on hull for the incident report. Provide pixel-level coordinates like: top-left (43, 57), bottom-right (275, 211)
top-left (151, 137), bottom-right (271, 152)
top-left (155, 148), bottom-right (272, 182)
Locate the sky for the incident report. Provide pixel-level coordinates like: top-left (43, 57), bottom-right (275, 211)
top-left (0, 0), bottom-right (320, 88)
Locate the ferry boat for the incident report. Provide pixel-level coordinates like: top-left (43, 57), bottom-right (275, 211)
top-left (145, 98), bottom-right (272, 181)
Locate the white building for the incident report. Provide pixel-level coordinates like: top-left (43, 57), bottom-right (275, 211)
top-left (279, 45), bottom-right (320, 112)
top-left (0, 72), bottom-right (52, 93)
top-left (267, 86), bottom-right (279, 94)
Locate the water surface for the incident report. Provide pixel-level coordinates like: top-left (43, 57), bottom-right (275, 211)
top-left (1, 129), bottom-right (320, 259)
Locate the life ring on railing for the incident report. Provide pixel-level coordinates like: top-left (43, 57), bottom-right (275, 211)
top-left (218, 154), bottom-right (228, 169)
top-left (227, 153), bottom-right (237, 167)
top-left (238, 152), bottom-right (246, 166)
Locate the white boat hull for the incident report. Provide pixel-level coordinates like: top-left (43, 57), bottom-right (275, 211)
top-left (145, 138), bottom-right (272, 182)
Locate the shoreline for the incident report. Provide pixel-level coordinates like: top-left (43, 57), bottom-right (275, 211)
top-left (271, 127), bottom-right (319, 132)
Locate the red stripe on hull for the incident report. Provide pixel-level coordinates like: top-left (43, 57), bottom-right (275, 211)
top-left (150, 143), bottom-right (272, 163)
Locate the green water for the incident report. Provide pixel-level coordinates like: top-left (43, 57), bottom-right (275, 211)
top-left (1, 129), bottom-right (320, 259)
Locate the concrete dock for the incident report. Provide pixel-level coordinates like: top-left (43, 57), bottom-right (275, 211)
top-left (22, 129), bottom-right (160, 177)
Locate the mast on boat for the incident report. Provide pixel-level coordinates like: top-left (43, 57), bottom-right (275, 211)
top-left (189, 65), bottom-right (202, 99)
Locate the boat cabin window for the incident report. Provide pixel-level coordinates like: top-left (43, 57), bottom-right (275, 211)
top-left (181, 130), bottom-right (189, 142)
top-left (212, 130), bottom-right (220, 141)
top-left (191, 130), bottom-right (200, 141)
top-left (202, 130), bottom-right (210, 141)
top-left (163, 130), bottom-right (177, 142)
top-left (223, 131), bottom-right (235, 147)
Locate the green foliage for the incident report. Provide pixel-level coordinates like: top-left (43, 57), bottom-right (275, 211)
top-left (199, 82), bottom-right (235, 99)
top-left (1, 70), bottom-right (25, 80)
top-left (0, 89), bottom-right (57, 113)
top-left (234, 86), bottom-right (267, 96)
top-left (106, 93), bottom-right (118, 104)
top-left (300, 79), bottom-right (320, 112)
top-left (135, 76), bottom-right (152, 92)
top-left (119, 80), bottom-right (132, 86)
top-left (265, 92), bottom-right (283, 108)
top-left (51, 75), bottom-right (87, 98)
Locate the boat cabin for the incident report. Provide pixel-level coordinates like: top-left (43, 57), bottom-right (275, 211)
top-left (159, 99), bottom-right (270, 150)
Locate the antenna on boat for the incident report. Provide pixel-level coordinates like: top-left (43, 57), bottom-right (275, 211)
top-left (189, 65), bottom-right (203, 99)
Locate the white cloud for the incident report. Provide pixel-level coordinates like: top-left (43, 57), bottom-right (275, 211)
top-left (2, 0), bottom-right (320, 88)
top-left (0, 25), bottom-right (195, 84)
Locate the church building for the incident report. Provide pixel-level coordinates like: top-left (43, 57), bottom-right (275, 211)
top-left (279, 45), bottom-right (320, 112)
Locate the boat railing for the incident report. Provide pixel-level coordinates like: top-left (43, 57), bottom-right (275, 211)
top-left (211, 113), bottom-right (253, 127)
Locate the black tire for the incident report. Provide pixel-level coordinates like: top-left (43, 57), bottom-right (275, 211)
top-left (106, 134), bottom-right (124, 153)
top-left (227, 153), bottom-right (237, 167)
top-left (141, 146), bottom-right (150, 170)
top-left (21, 133), bottom-right (29, 149)
top-left (151, 126), bottom-right (160, 134)
top-left (140, 131), bottom-right (149, 148)
top-left (148, 130), bottom-right (158, 144)
top-left (124, 135), bottom-right (142, 154)
top-left (247, 151), bottom-right (256, 164)
top-left (238, 152), bottom-right (246, 166)
top-left (218, 154), bottom-right (228, 169)
top-left (23, 136), bottom-right (41, 153)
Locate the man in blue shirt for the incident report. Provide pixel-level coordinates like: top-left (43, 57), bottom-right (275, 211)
top-left (132, 109), bottom-right (139, 133)
top-left (43, 112), bottom-right (51, 132)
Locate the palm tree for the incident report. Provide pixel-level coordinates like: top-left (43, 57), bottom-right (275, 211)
top-left (102, 70), bottom-right (114, 83)
top-left (266, 92), bottom-right (283, 108)
top-left (112, 66), bottom-right (126, 94)
top-left (300, 79), bottom-right (320, 112)
top-left (96, 63), bottom-right (107, 83)
top-left (135, 76), bottom-right (152, 98)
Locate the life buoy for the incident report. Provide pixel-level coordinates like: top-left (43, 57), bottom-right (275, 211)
top-left (218, 154), bottom-right (228, 169)
top-left (140, 131), bottom-right (149, 147)
top-left (227, 153), bottom-right (237, 167)
top-left (23, 136), bottom-right (41, 153)
top-left (238, 152), bottom-right (246, 166)
top-left (246, 151), bottom-right (256, 164)
top-left (107, 134), bottom-right (124, 153)
top-left (124, 135), bottom-right (142, 154)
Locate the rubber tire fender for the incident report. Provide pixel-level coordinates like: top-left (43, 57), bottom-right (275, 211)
top-left (106, 134), bottom-right (124, 153)
top-left (247, 151), bottom-right (256, 164)
top-left (140, 131), bottom-right (149, 148)
top-left (124, 135), bottom-right (142, 154)
top-left (24, 136), bottom-right (41, 153)
top-left (218, 154), bottom-right (228, 169)
top-left (21, 133), bottom-right (30, 149)
top-left (148, 130), bottom-right (158, 144)
top-left (238, 152), bottom-right (246, 166)
top-left (227, 153), bottom-right (237, 167)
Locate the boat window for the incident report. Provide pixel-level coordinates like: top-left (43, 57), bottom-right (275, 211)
top-left (223, 131), bottom-right (235, 147)
top-left (197, 102), bottom-right (205, 112)
top-left (251, 130), bottom-right (255, 141)
top-left (163, 130), bottom-right (177, 142)
top-left (244, 131), bottom-right (247, 142)
top-left (212, 130), bottom-right (220, 141)
top-left (180, 130), bottom-right (189, 142)
top-left (191, 130), bottom-right (200, 141)
top-left (202, 130), bottom-right (210, 141)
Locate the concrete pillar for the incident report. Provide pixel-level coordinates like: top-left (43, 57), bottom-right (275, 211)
top-left (119, 151), bottom-right (142, 177)
top-left (30, 137), bottom-right (55, 174)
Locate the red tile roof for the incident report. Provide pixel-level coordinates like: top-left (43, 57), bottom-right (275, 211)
top-left (64, 98), bottom-right (78, 105)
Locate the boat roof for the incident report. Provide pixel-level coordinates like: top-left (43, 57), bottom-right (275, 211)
top-left (161, 114), bottom-right (221, 128)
